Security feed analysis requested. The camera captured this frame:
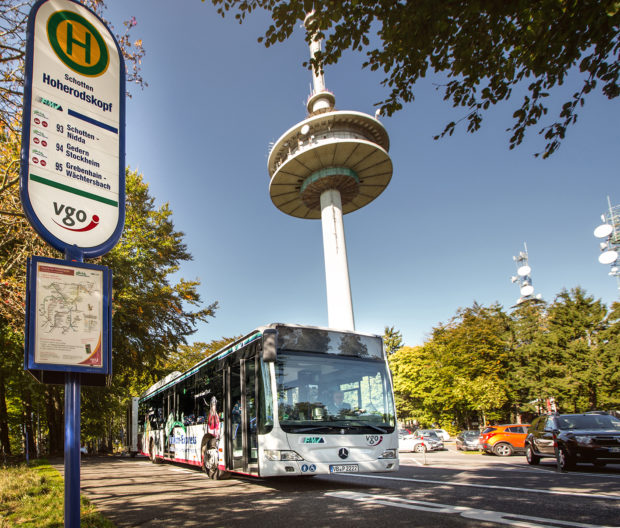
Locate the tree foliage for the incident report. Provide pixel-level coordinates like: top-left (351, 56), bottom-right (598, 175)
top-left (0, 157), bottom-right (219, 455)
top-left (208, 0), bottom-right (620, 158)
top-left (389, 291), bottom-right (620, 431)
top-left (382, 325), bottom-right (403, 354)
top-left (163, 337), bottom-right (240, 374)
top-left (0, 0), bottom-right (152, 456)
top-left (78, 170), bottom-right (218, 451)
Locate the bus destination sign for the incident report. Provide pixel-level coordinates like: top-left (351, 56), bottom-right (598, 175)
top-left (21, 0), bottom-right (125, 257)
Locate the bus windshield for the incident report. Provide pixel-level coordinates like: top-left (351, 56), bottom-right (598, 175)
top-left (275, 350), bottom-right (396, 434)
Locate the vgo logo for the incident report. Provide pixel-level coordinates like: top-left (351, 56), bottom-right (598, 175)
top-left (52, 202), bottom-right (99, 232)
top-left (366, 435), bottom-right (383, 446)
top-left (47, 10), bottom-right (109, 77)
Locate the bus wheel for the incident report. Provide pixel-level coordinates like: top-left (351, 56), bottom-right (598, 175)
top-left (202, 441), bottom-right (218, 479)
top-left (149, 440), bottom-right (157, 463)
top-left (202, 440), bottom-right (227, 480)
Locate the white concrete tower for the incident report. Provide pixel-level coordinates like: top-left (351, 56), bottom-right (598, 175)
top-left (267, 13), bottom-right (392, 331)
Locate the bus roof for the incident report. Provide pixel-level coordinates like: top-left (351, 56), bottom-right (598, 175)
top-left (138, 323), bottom-right (383, 400)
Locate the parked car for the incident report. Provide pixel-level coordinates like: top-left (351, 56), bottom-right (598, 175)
top-left (456, 430), bottom-right (481, 451)
top-left (414, 429), bottom-right (444, 450)
top-left (479, 424), bottom-right (530, 456)
top-left (525, 412), bottom-right (620, 471)
top-left (433, 429), bottom-right (451, 441)
top-left (399, 429), bottom-right (443, 452)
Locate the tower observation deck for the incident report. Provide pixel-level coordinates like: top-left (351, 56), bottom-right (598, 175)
top-left (267, 13), bottom-right (393, 330)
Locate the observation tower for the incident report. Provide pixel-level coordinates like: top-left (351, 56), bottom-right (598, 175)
top-left (267, 14), bottom-right (393, 330)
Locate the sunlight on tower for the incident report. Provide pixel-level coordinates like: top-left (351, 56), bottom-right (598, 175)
top-left (267, 12), bottom-right (393, 330)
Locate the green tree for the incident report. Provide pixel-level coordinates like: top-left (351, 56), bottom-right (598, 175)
top-left (432, 303), bottom-right (512, 424)
top-left (383, 325), bottom-right (403, 354)
top-left (390, 302), bottom-right (513, 429)
top-left (79, 169), bottom-right (218, 452)
top-left (543, 287), bottom-right (613, 412)
top-left (506, 299), bottom-right (549, 416)
top-left (208, 0), bottom-right (620, 158)
top-left (163, 336), bottom-right (240, 374)
top-left (389, 345), bottom-right (430, 424)
top-left (0, 162), bottom-right (218, 454)
top-left (0, 1), bottom-right (148, 457)
top-left (0, 125), bottom-right (58, 457)
top-left (597, 301), bottom-right (620, 409)
top-left (391, 291), bottom-right (618, 431)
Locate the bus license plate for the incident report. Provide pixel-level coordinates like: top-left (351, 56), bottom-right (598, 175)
top-left (330, 464), bottom-right (359, 473)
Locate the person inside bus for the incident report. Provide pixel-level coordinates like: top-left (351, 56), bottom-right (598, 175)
top-left (327, 390), bottom-right (351, 415)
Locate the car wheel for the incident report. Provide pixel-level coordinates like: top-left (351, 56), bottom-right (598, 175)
top-left (493, 443), bottom-right (514, 457)
top-left (414, 443), bottom-right (427, 453)
top-left (525, 445), bottom-right (540, 465)
top-left (556, 445), bottom-right (575, 471)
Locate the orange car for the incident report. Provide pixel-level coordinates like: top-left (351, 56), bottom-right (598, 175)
top-left (479, 424), bottom-right (530, 456)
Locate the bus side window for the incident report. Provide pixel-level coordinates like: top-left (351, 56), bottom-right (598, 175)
top-left (195, 369), bottom-right (209, 422)
top-left (178, 375), bottom-right (196, 425)
top-left (195, 366), bottom-right (224, 425)
top-left (149, 392), bottom-right (164, 427)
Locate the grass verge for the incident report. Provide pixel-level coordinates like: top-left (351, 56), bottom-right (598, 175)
top-left (0, 459), bottom-right (115, 528)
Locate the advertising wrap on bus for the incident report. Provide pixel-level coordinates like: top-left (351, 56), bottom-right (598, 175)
top-left (129, 323), bottom-right (399, 478)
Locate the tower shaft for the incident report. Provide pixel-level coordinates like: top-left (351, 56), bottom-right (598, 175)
top-left (320, 189), bottom-right (354, 330)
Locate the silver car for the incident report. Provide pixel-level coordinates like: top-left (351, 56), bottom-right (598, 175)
top-left (399, 429), bottom-right (443, 452)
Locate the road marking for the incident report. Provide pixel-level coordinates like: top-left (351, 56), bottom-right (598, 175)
top-left (343, 473), bottom-right (620, 501)
top-left (326, 491), bottom-right (617, 528)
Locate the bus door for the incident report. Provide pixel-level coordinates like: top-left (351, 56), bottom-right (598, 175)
top-left (226, 356), bottom-right (258, 474)
top-left (164, 389), bottom-right (175, 458)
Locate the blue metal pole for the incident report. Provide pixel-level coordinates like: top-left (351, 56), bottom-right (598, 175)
top-left (65, 246), bottom-right (83, 528)
top-left (65, 373), bottom-right (81, 527)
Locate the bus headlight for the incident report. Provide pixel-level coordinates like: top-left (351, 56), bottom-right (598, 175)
top-left (264, 449), bottom-right (304, 461)
top-left (378, 448), bottom-right (397, 459)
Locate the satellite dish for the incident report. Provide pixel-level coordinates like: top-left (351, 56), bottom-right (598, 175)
top-left (594, 224), bottom-right (613, 238)
top-left (517, 265), bottom-right (531, 277)
top-left (300, 124), bottom-right (310, 136)
top-left (599, 250), bottom-right (618, 265)
top-left (520, 284), bottom-right (534, 296)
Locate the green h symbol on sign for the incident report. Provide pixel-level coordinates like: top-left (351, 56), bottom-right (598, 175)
top-left (47, 10), bottom-right (109, 77)
top-left (66, 21), bottom-right (91, 64)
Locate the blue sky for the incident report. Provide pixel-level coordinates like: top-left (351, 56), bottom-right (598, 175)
top-left (105, 1), bottom-right (619, 347)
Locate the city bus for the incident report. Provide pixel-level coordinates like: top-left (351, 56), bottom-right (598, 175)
top-left (129, 323), bottom-right (399, 478)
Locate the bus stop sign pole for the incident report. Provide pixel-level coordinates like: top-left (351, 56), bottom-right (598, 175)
top-left (64, 245), bottom-right (83, 528)
top-left (63, 246), bottom-right (81, 528)
top-left (65, 371), bottom-right (81, 527)
top-left (20, 1), bottom-right (125, 526)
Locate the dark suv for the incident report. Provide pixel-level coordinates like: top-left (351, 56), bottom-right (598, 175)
top-left (525, 412), bottom-right (620, 470)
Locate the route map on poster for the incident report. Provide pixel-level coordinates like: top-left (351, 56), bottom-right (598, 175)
top-left (34, 261), bottom-right (103, 367)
